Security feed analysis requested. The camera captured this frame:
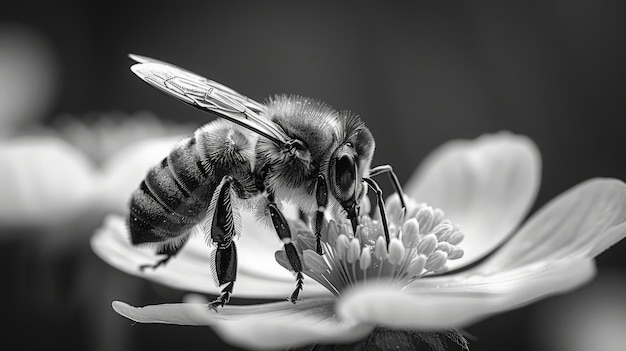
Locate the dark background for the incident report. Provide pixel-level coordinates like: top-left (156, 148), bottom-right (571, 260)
top-left (2, 1), bottom-right (625, 350)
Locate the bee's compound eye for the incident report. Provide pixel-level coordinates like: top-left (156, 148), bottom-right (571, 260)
top-left (335, 154), bottom-right (356, 192)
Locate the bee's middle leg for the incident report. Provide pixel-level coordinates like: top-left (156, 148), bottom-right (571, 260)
top-left (267, 195), bottom-right (303, 303)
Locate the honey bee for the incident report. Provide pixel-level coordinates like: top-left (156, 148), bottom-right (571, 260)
top-left (127, 55), bottom-right (406, 309)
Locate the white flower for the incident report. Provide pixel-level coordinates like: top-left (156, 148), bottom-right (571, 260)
top-left (0, 115), bottom-right (188, 235)
top-left (91, 132), bottom-right (626, 350)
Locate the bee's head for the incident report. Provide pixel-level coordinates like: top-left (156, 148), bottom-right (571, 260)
top-left (328, 112), bottom-right (375, 226)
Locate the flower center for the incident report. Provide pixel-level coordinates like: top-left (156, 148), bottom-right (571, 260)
top-left (277, 199), bottom-right (465, 296)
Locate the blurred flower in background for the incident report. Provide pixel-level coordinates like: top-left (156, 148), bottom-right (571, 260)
top-left (0, 23), bottom-right (196, 351)
top-left (92, 132), bottom-right (626, 350)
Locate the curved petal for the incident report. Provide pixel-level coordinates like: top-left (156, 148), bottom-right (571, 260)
top-left (479, 178), bottom-right (626, 273)
top-left (91, 214), bottom-right (329, 298)
top-left (0, 136), bottom-right (95, 226)
top-left (338, 258), bottom-right (595, 330)
top-left (404, 132), bottom-right (541, 270)
top-left (113, 297), bottom-right (373, 350)
top-left (96, 136), bottom-right (183, 214)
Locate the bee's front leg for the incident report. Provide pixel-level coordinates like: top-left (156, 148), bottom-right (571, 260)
top-left (313, 174), bottom-right (328, 255)
top-left (267, 195), bottom-right (303, 303)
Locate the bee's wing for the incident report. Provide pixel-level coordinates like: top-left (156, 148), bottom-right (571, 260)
top-left (129, 54), bottom-right (289, 146)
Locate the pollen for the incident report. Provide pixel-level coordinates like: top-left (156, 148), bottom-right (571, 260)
top-left (276, 201), bottom-right (465, 296)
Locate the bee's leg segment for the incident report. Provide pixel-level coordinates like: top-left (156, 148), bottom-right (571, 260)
top-left (208, 244), bottom-right (237, 311)
top-left (363, 177), bottom-right (391, 247)
top-left (313, 174), bottom-right (328, 255)
top-left (369, 165), bottom-right (407, 216)
top-left (267, 197), bottom-right (303, 303)
top-left (139, 235), bottom-right (189, 271)
top-left (207, 177), bottom-right (239, 310)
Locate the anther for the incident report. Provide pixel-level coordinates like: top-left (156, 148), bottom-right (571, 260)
top-left (435, 242), bottom-right (452, 254)
top-left (425, 251), bottom-right (448, 272)
top-left (431, 222), bottom-right (453, 240)
top-left (401, 218), bottom-right (420, 248)
top-left (335, 234), bottom-right (350, 261)
top-left (416, 233), bottom-right (437, 256)
top-left (448, 247), bottom-right (464, 260)
top-left (374, 236), bottom-right (388, 260)
top-left (359, 248), bottom-right (371, 270)
top-left (432, 208), bottom-right (445, 228)
top-left (406, 255), bottom-right (426, 277)
top-left (415, 207), bottom-right (435, 233)
top-left (447, 230), bottom-right (465, 245)
top-left (387, 238), bottom-right (406, 265)
top-left (327, 220), bottom-right (339, 247)
top-left (347, 238), bottom-right (360, 264)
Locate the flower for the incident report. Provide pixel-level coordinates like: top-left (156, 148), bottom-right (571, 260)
top-left (0, 114), bottom-right (194, 350)
top-left (91, 132), bottom-right (626, 350)
top-left (0, 114), bottom-right (189, 232)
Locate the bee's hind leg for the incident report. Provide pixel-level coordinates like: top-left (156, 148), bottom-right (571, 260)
top-left (208, 243), bottom-right (237, 311)
top-left (267, 195), bottom-right (303, 303)
top-left (207, 177), bottom-right (240, 311)
top-left (139, 236), bottom-right (189, 271)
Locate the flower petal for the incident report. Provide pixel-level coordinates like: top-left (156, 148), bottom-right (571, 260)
top-left (91, 214), bottom-right (329, 298)
top-left (479, 178), bottom-right (626, 273)
top-left (338, 258), bottom-right (595, 330)
top-left (0, 136), bottom-right (95, 226)
top-left (404, 132), bottom-right (541, 270)
top-left (113, 297), bottom-right (373, 350)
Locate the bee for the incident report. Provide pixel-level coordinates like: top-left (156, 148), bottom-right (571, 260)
top-left (127, 55), bottom-right (406, 309)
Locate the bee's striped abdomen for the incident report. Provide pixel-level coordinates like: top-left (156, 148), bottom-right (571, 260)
top-left (128, 121), bottom-right (258, 247)
top-left (129, 135), bottom-right (214, 245)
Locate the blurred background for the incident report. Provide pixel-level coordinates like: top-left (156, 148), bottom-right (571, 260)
top-left (1, 1), bottom-right (625, 350)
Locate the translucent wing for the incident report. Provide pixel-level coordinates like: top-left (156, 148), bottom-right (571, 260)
top-left (129, 54), bottom-right (289, 146)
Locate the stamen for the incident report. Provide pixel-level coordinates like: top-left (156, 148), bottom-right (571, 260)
top-left (406, 255), bottom-right (426, 277)
top-left (425, 250), bottom-right (448, 272)
top-left (277, 200), bottom-right (466, 296)
top-left (401, 218), bottom-right (420, 248)
top-left (416, 234), bottom-right (437, 256)
top-left (387, 238), bottom-right (406, 265)
top-left (415, 206), bottom-right (435, 233)
top-left (447, 229), bottom-right (465, 245)
top-left (335, 234), bottom-right (350, 261)
top-left (374, 236), bottom-right (388, 260)
top-left (347, 238), bottom-right (360, 264)
top-left (359, 248), bottom-right (371, 270)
